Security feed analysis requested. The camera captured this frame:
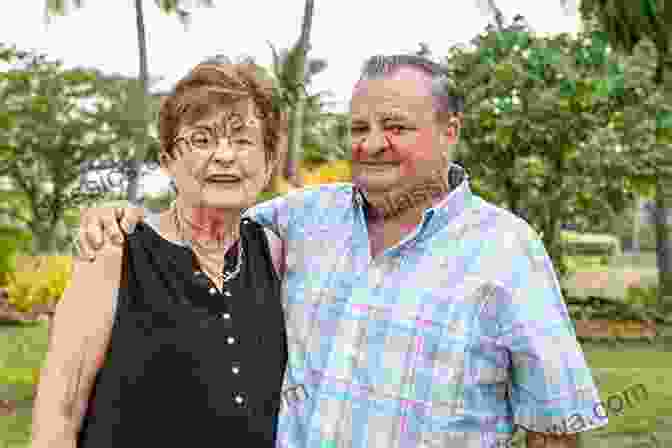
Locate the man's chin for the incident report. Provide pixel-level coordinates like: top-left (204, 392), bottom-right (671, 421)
top-left (352, 173), bottom-right (398, 193)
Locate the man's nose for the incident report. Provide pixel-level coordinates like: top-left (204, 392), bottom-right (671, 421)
top-left (358, 129), bottom-right (388, 156)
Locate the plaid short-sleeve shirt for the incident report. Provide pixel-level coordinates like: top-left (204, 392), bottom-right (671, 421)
top-left (245, 165), bottom-right (607, 448)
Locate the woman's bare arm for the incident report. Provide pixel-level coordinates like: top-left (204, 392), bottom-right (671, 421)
top-left (31, 245), bottom-right (122, 447)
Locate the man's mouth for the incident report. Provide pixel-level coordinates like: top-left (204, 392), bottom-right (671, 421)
top-left (356, 161), bottom-right (400, 169)
top-left (205, 175), bottom-right (241, 184)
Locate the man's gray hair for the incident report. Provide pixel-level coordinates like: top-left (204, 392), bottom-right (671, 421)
top-left (358, 54), bottom-right (464, 120)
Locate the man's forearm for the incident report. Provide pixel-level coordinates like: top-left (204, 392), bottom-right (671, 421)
top-left (527, 431), bottom-right (578, 448)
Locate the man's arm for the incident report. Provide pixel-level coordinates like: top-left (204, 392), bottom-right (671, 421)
top-left (482, 220), bottom-right (607, 445)
top-left (75, 201), bottom-right (146, 260)
top-left (527, 432), bottom-right (578, 447)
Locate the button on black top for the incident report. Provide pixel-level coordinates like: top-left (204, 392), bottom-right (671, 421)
top-left (77, 217), bottom-right (287, 447)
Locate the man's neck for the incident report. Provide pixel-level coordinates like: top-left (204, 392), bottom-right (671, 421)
top-left (364, 177), bottom-right (451, 258)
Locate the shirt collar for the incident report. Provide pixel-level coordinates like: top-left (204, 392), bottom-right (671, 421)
top-left (352, 163), bottom-right (472, 223)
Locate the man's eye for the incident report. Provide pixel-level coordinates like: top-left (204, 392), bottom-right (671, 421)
top-left (385, 125), bottom-right (406, 134)
top-left (234, 138), bottom-right (254, 146)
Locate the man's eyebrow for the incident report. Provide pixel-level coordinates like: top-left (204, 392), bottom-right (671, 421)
top-left (378, 112), bottom-right (410, 121)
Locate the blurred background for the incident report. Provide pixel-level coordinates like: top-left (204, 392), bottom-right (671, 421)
top-left (0, 1), bottom-right (671, 447)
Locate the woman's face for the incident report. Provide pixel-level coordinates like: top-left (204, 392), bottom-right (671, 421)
top-left (162, 98), bottom-right (273, 210)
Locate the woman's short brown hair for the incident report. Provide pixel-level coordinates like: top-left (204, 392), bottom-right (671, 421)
top-left (158, 61), bottom-right (285, 165)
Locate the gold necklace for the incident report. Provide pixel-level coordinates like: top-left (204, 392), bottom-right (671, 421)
top-left (171, 203), bottom-right (244, 283)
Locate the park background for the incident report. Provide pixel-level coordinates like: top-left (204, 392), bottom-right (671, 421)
top-left (0, 1), bottom-right (671, 447)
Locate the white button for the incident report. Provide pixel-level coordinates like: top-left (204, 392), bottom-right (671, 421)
top-left (234, 394), bottom-right (244, 404)
top-left (227, 336), bottom-right (235, 344)
top-left (232, 366), bottom-right (240, 374)
top-left (222, 313), bottom-right (231, 320)
top-left (195, 271), bottom-right (202, 276)
top-left (224, 290), bottom-right (231, 297)
top-left (209, 287), bottom-right (217, 295)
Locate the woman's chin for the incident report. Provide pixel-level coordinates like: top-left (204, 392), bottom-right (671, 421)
top-left (196, 192), bottom-right (255, 210)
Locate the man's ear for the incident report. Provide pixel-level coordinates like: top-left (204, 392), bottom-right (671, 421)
top-left (440, 118), bottom-right (460, 145)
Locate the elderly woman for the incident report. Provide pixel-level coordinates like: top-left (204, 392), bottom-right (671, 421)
top-left (30, 60), bottom-right (288, 447)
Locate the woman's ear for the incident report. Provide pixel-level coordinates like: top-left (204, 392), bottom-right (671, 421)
top-left (265, 158), bottom-right (279, 185)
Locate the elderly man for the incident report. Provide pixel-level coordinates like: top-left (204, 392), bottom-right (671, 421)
top-left (74, 55), bottom-right (606, 448)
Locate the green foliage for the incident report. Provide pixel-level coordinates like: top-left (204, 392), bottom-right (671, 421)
top-left (563, 230), bottom-right (622, 257)
top-left (0, 46), bottom-right (158, 253)
top-left (143, 190), bottom-right (175, 213)
top-left (446, 20), bottom-right (645, 278)
top-left (0, 226), bottom-right (33, 286)
top-left (257, 190), bottom-right (282, 204)
top-left (627, 284), bottom-right (660, 308)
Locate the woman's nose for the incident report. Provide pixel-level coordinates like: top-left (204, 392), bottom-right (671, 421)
top-left (212, 139), bottom-right (236, 161)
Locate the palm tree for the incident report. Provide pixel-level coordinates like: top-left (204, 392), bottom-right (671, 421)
top-left (268, 44), bottom-right (327, 190)
top-left (44, 0), bottom-right (214, 204)
top-left (284, 0), bottom-right (316, 187)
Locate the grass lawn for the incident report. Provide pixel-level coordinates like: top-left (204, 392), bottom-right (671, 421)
top-left (0, 320), bottom-right (49, 448)
top-left (579, 341), bottom-right (672, 447)
top-left (1, 322), bottom-right (671, 448)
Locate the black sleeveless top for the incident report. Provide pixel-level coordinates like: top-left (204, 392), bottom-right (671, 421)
top-left (77, 215), bottom-right (288, 447)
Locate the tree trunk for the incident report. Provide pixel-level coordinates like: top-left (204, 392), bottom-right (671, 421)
top-left (486, 0), bottom-right (505, 30)
top-left (126, 0), bottom-right (151, 204)
top-left (632, 194), bottom-right (641, 253)
top-left (654, 176), bottom-right (672, 310)
top-left (284, 0), bottom-right (314, 186)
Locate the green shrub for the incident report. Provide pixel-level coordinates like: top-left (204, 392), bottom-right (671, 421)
top-left (6, 255), bottom-right (73, 312)
top-left (562, 230), bottom-right (621, 257)
top-left (0, 226), bottom-right (33, 286)
top-left (626, 284), bottom-right (659, 308)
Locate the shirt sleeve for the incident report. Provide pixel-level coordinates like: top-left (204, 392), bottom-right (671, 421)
top-left (244, 193), bottom-right (293, 241)
top-left (490, 222), bottom-right (608, 435)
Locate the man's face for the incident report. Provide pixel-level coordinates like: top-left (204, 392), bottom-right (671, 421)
top-left (162, 98), bottom-right (273, 210)
top-left (349, 68), bottom-right (458, 197)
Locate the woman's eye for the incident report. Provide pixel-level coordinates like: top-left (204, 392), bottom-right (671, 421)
top-left (234, 139), bottom-right (254, 146)
top-left (190, 131), bottom-right (213, 147)
top-left (351, 127), bottom-right (367, 133)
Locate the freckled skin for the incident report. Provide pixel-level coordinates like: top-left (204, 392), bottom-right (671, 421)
top-left (192, 206), bottom-right (233, 240)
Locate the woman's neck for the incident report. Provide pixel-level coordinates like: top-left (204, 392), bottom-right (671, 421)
top-left (173, 198), bottom-right (241, 251)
